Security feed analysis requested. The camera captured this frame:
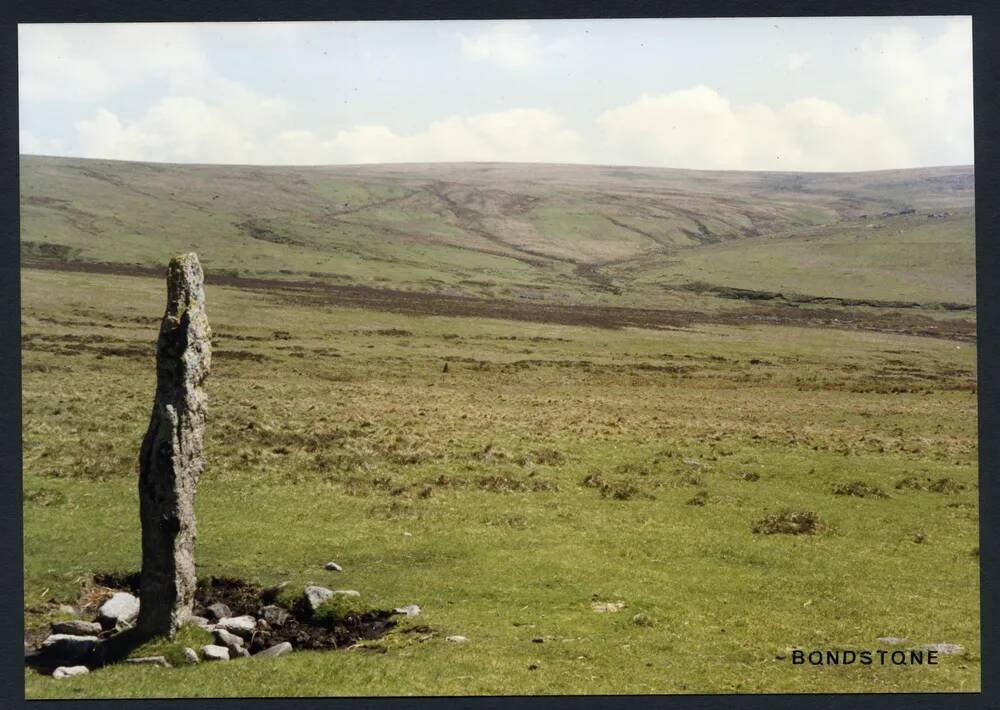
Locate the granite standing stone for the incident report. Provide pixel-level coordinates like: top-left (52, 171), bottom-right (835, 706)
top-left (137, 254), bottom-right (212, 636)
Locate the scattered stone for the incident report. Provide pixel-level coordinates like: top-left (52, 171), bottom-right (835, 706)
top-left (212, 628), bottom-right (245, 653)
top-left (183, 647), bottom-right (199, 665)
top-left (57, 604), bottom-right (80, 617)
top-left (303, 585), bottom-right (334, 613)
top-left (632, 613), bottom-right (654, 627)
top-left (51, 620), bottom-right (102, 636)
top-left (591, 600), bottom-right (626, 613)
top-left (206, 603), bottom-right (233, 622)
top-left (254, 642), bottom-right (293, 658)
top-left (333, 590), bottom-right (360, 598)
top-left (137, 253), bottom-right (212, 636)
top-left (258, 605), bottom-right (290, 627)
top-left (216, 615), bottom-right (256, 639)
top-left (446, 635), bottom-right (468, 643)
top-left (877, 637), bottom-right (908, 645)
top-left (201, 644), bottom-right (230, 661)
top-left (236, 648), bottom-right (251, 659)
top-left (393, 605), bottom-right (421, 617)
top-left (190, 615), bottom-right (212, 629)
top-left (41, 634), bottom-right (101, 664)
top-left (52, 665), bottom-right (89, 679)
top-left (682, 458), bottom-right (702, 467)
top-left (98, 592), bottom-right (140, 629)
top-left (324, 561), bottom-right (343, 572)
top-left (125, 656), bottom-right (170, 667)
top-left (919, 643), bottom-right (964, 655)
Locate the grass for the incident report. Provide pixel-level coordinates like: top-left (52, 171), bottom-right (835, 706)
top-left (22, 267), bottom-right (979, 697)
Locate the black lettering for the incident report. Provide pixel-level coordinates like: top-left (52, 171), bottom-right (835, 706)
top-left (928, 650), bottom-right (938, 665)
top-left (842, 651), bottom-right (856, 664)
top-left (808, 651), bottom-right (823, 665)
top-left (877, 650), bottom-right (888, 664)
top-left (860, 651), bottom-right (872, 665)
top-left (826, 651), bottom-right (839, 665)
top-left (891, 651), bottom-right (906, 665)
top-left (792, 650), bottom-right (804, 665)
top-left (909, 650), bottom-right (924, 665)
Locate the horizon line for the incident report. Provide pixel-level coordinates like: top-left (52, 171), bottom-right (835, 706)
top-left (18, 152), bottom-right (976, 176)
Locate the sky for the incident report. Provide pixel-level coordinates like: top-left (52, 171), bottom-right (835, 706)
top-left (18, 17), bottom-right (973, 172)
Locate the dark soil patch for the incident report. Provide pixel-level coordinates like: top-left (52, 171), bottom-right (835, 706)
top-left (752, 510), bottom-right (825, 535)
top-left (25, 259), bottom-right (976, 342)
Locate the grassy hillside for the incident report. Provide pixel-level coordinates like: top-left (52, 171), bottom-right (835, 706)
top-left (19, 156), bottom-right (975, 310)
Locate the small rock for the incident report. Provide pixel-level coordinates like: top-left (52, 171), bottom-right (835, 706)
top-left (125, 656), bottom-right (170, 667)
top-left (303, 585), bottom-right (334, 614)
top-left (393, 604), bottom-right (421, 617)
top-left (98, 592), bottom-right (140, 629)
top-left (532, 636), bottom-right (545, 643)
top-left (236, 648), bottom-right (251, 659)
top-left (206, 603), bottom-right (233, 621)
top-left (333, 590), bottom-right (360, 598)
top-left (919, 643), bottom-right (964, 655)
top-left (591, 600), bottom-right (626, 613)
top-left (51, 620), bottom-right (102, 636)
top-left (216, 615), bottom-right (256, 639)
top-left (877, 636), bottom-right (908, 645)
top-left (183, 647), bottom-right (199, 665)
top-left (41, 634), bottom-right (101, 664)
top-left (57, 604), bottom-right (80, 617)
top-left (632, 613), bottom-right (653, 627)
top-left (324, 561), bottom-right (343, 572)
top-left (258, 605), bottom-right (290, 627)
top-left (254, 642), bottom-right (293, 658)
top-left (682, 458), bottom-right (702, 467)
top-left (201, 644), bottom-right (230, 661)
top-left (446, 635), bottom-right (468, 643)
top-left (189, 615), bottom-right (212, 629)
top-left (212, 628), bottom-right (245, 653)
top-left (52, 665), bottom-right (89, 679)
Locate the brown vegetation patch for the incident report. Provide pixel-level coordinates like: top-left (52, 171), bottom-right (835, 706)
top-left (752, 510), bottom-right (825, 535)
top-left (832, 481), bottom-right (889, 498)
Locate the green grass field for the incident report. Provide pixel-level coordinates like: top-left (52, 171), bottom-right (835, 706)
top-left (22, 263), bottom-right (979, 697)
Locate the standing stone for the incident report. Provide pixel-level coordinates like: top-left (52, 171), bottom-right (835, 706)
top-left (137, 253), bottom-right (212, 636)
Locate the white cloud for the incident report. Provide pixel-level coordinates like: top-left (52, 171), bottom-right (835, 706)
top-left (860, 18), bottom-right (972, 167)
top-left (73, 100), bottom-right (585, 166)
top-left (595, 86), bottom-right (912, 171)
top-left (75, 84), bottom-right (291, 164)
top-left (459, 23), bottom-right (568, 69)
top-left (18, 23), bottom-right (207, 102)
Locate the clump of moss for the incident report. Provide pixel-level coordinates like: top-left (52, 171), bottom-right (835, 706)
top-left (311, 595), bottom-right (366, 627)
top-left (752, 510), bottom-right (825, 535)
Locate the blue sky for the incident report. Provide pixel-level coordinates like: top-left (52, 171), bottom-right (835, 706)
top-left (18, 17), bottom-right (973, 171)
